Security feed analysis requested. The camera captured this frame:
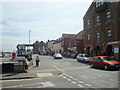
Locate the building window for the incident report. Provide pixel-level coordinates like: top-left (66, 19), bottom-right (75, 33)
top-left (96, 15), bottom-right (100, 22)
top-left (87, 34), bottom-right (90, 40)
top-left (108, 29), bottom-right (112, 37)
top-left (107, 11), bottom-right (111, 19)
top-left (96, 32), bottom-right (100, 39)
top-left (88, 19), bottom-right (90, 25)
top-left (96, 0), bottom-right (104, 7)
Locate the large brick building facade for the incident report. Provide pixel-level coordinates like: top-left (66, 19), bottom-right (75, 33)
top-left (83, 1), bottom-right (120, 60)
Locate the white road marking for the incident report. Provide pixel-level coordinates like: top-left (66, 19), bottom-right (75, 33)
top-left (40, 81), bottom-right (55, 87)
top-left (65, 74), bottom-right (69, 77)
top-left (58, 74), bottom-right (63, 77)
top-left (78, 84), bottom-right (84, 87)
top-left (78, 81), bottom-right (84, 84)
top-left (69, 76), bottom-right (77, 81)
top-left (85, 84), bottom-right (92, 87)
top-left (3, 81), bottom-right (55, 88)
top-left (67, 79), bottom-right (71, 81)
top-left (71, 81), bottom-right (77, 84)
top-left (53, 66), bottom-right (63, 72)
top-left (91, 86), bottom-right (96, 88)
top-left (37, 73), bottom-right (54, 77)
top-left (63, 76), bottom-right (67, 79)
top-left (69, 76), bottom-right (74, 79)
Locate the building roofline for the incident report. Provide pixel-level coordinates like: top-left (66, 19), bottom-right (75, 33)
top-left (83, 2), bottom-right (94, 19)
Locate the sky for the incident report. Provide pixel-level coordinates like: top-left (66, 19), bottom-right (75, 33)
top-left (0, 0), bottom-right (92, 52)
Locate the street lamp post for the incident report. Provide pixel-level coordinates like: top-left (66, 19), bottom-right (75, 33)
top-left (29, 30), bottom-right (31, 50)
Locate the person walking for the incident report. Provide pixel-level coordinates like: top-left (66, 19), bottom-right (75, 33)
top-left (35, 55), bottom-right (40, 66)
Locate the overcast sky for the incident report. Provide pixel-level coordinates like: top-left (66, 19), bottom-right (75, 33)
top-left (0, 0), bottom-right (92, 52)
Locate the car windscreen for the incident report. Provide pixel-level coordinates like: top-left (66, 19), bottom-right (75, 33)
top-left (55, 53), bottom-right (61, 56)
top-left (102, 57), bottom-right (114, 61)
top-left (84, 55), bottom-right (90, 57)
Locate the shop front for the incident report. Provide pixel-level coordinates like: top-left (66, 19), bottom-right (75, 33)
top-left (108, 41), bottom-right (120, 61)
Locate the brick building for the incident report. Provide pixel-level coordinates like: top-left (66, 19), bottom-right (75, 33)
top-left (67, 30), bottom-right (84, 54)
top-left (46, 40), bottom-right (56, 55)
top-left (53, 38), bottom-right (62, 53)
top-left (33, 41), bottom-right (45, 54)
top-left (61, 33), bottom-right (76, 55)
top-left (76, 30), bottom-right (85, 54)
top-left (83, 1), bottom-right (120, 60)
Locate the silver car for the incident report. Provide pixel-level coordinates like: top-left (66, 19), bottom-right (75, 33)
top-left (54, 53), bottom-right (62, 59)
top-left (77, 54), bottom-right (91, 63)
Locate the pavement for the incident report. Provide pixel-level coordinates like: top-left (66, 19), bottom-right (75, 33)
top-left (1, 55), bottom-right (65, 89)
top-left (1, 54), bottom-right (61, 83)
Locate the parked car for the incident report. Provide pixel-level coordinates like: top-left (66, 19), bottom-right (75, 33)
top-left (11, 56), bottom-right (26, 63)
top-left (89, 56), bottom-right (120, 70)
top-left (3, 54), bottom-right (11, 58)
top-left (54, 53), bottom-right (62, 59)
top-left (71, 53), bottom-right (79, 59)
top-left (77, 54), bottom-right (91, 63)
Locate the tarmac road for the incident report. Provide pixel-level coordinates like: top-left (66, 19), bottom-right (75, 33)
top-left (1, 55), bottom-right (120, 89)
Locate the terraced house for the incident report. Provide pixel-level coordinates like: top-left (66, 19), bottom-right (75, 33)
top-left (83, 1), bottom-right (120, 60)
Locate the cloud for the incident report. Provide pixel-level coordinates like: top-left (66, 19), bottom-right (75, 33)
top-left (1, 2), bottom-right (92, 51)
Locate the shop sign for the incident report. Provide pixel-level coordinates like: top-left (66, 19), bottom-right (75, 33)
top-left (114, 48), bottom-right (119, 53)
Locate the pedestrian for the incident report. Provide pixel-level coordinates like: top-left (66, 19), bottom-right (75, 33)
top-left (35, 55), bottom-right (40, 66)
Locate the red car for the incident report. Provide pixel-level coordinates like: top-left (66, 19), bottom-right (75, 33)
top-left (89, 56), bottom-right (120, 70)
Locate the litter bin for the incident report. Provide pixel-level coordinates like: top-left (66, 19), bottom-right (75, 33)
top-left (2, 62), bottom-right (14, 73)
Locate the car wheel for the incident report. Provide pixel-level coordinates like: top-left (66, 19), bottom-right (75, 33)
top-left (77, 59), bottom-right (79, 62)
top-left (90, 63), bottom-right (94, 68)
top-left (104, 65), bottom-right (108, 70)
top-left (83, 59), bottom-right (86, 63)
